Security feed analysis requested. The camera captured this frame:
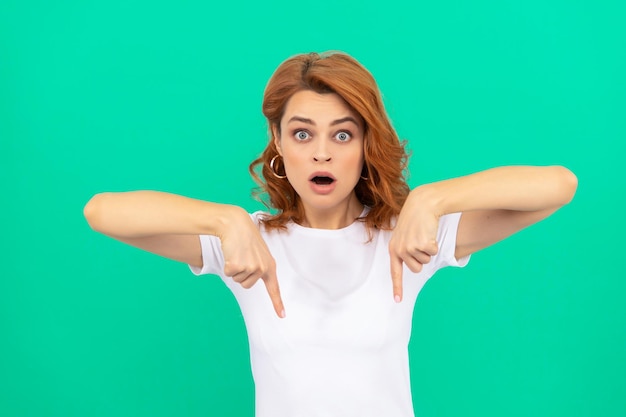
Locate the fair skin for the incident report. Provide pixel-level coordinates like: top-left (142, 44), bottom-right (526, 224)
top-left (272, 90), bottom-right (366, 229)
top-left (390, 166), bottom-right (577, 301)
top-left (83, 90), bottom-right (578, 317)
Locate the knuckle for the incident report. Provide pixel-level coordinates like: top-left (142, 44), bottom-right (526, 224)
top-left (409, 244), bottom-right (425, 254)
top-left (430, 240), bottom-right (439, 254)
top-left (392, 246), bottom-right (408, 257)
top-left (223, 261), bottom-right (242, 276)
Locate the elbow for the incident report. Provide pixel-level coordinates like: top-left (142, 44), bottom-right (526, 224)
top-left (83, 193), bottom-right (108, 232)
top-left (554, 166), bottom-right (578, 206)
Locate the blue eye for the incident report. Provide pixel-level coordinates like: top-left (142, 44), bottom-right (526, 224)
top-left (295, 130), bottom-right (310, 141)
top-left (335, 131), bottom-right (351, 142)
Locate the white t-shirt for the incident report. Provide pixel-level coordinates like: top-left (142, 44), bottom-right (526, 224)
top-left (190, 211), bottom-right (469, 417)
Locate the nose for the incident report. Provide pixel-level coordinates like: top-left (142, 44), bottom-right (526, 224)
top-left (312, 140), bottom-right (331, 162)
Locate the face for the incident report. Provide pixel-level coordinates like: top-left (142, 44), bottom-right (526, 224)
top-left (274, 90), bottom-right (365, 215)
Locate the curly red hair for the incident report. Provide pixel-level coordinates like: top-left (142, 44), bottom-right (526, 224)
top-left (249, 51), bottom-right (410, 232)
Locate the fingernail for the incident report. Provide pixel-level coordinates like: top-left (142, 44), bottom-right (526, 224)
top-left (394, 295), bottom-right (401, 303)
top-left (280, 309), bottom-right (286, 318)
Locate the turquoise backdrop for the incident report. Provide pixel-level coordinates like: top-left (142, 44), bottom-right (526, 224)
top-left (1, 0), bottom-right (625, 416)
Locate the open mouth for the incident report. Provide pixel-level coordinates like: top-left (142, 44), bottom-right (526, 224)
top-left (311, 176), bottom-right (335, 185)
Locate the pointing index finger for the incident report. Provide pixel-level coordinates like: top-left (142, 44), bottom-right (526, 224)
top-left (390, 254), bottom-right (403, 303)
top-left (262, 268), bottom-right (286, 318)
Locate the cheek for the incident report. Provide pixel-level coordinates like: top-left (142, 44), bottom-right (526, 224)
top-left (348, 149), bottom-right (365, 172)
top-left (282, 150), bottom-right (306, 177)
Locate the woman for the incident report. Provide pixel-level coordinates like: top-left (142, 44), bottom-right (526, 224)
top-left (84, 52), bottom-right (577, 417)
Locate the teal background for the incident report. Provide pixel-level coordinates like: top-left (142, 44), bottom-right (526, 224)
top-left (1, 0), bottom-right (624, 416)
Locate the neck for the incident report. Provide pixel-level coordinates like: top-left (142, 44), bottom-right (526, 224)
top-left (299, 195), bottom-right (364, 230)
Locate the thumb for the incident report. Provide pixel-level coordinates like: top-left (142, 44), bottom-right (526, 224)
top-left (390, 254), bottom-right (404, 303)
top-left (262, 269), bottom-right (286, 318)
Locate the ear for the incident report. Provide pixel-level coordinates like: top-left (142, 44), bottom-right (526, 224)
top-left (272, 124), bottom-right (282, 156)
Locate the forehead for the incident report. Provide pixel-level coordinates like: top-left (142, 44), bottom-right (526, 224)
top-left (282, 90), bottom-right (362, 125)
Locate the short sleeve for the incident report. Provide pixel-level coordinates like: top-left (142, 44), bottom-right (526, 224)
top-left (188, 234), bottom-right (225, 276)
top-left (187, 211), bottom-right (268, 277)
top-left (432, 212), bottom-right (470, 270)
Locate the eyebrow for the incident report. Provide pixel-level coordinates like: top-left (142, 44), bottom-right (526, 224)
top-left (287, 116), bottom-right (360, 127)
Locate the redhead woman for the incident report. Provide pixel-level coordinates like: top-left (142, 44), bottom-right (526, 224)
top-left (84, 52), bottom-right (577, 417)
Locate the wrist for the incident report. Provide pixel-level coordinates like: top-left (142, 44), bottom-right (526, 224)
top-left (205, 203), bottom-right (247, 239)
top-left (408, 184), bottom-right (446, 217)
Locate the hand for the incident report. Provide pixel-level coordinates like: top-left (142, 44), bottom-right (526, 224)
top-left (388, 192), bottom-right (440, 303)
top-left (219, 208), bottom-right (285, 318)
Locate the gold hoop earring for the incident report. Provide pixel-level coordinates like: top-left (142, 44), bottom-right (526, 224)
top-left (270, 155), bottom-right (287, 179)
top-left (360, 168), bottom-right (369, 181)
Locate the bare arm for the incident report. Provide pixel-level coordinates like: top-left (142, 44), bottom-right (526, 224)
top-left (389, 165), bottom-right (578, 301)
top-left (83, 191), bottom-right (239, 266)
top-left (412, 165), bottom-right (578, 258)
top-left (83, 191), bottom-right (285, 317)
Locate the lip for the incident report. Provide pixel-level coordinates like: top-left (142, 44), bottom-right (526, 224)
top-left (308, 171), bottom-right (337, 181)
top-left (308, 171), bottom-right (337, 195)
